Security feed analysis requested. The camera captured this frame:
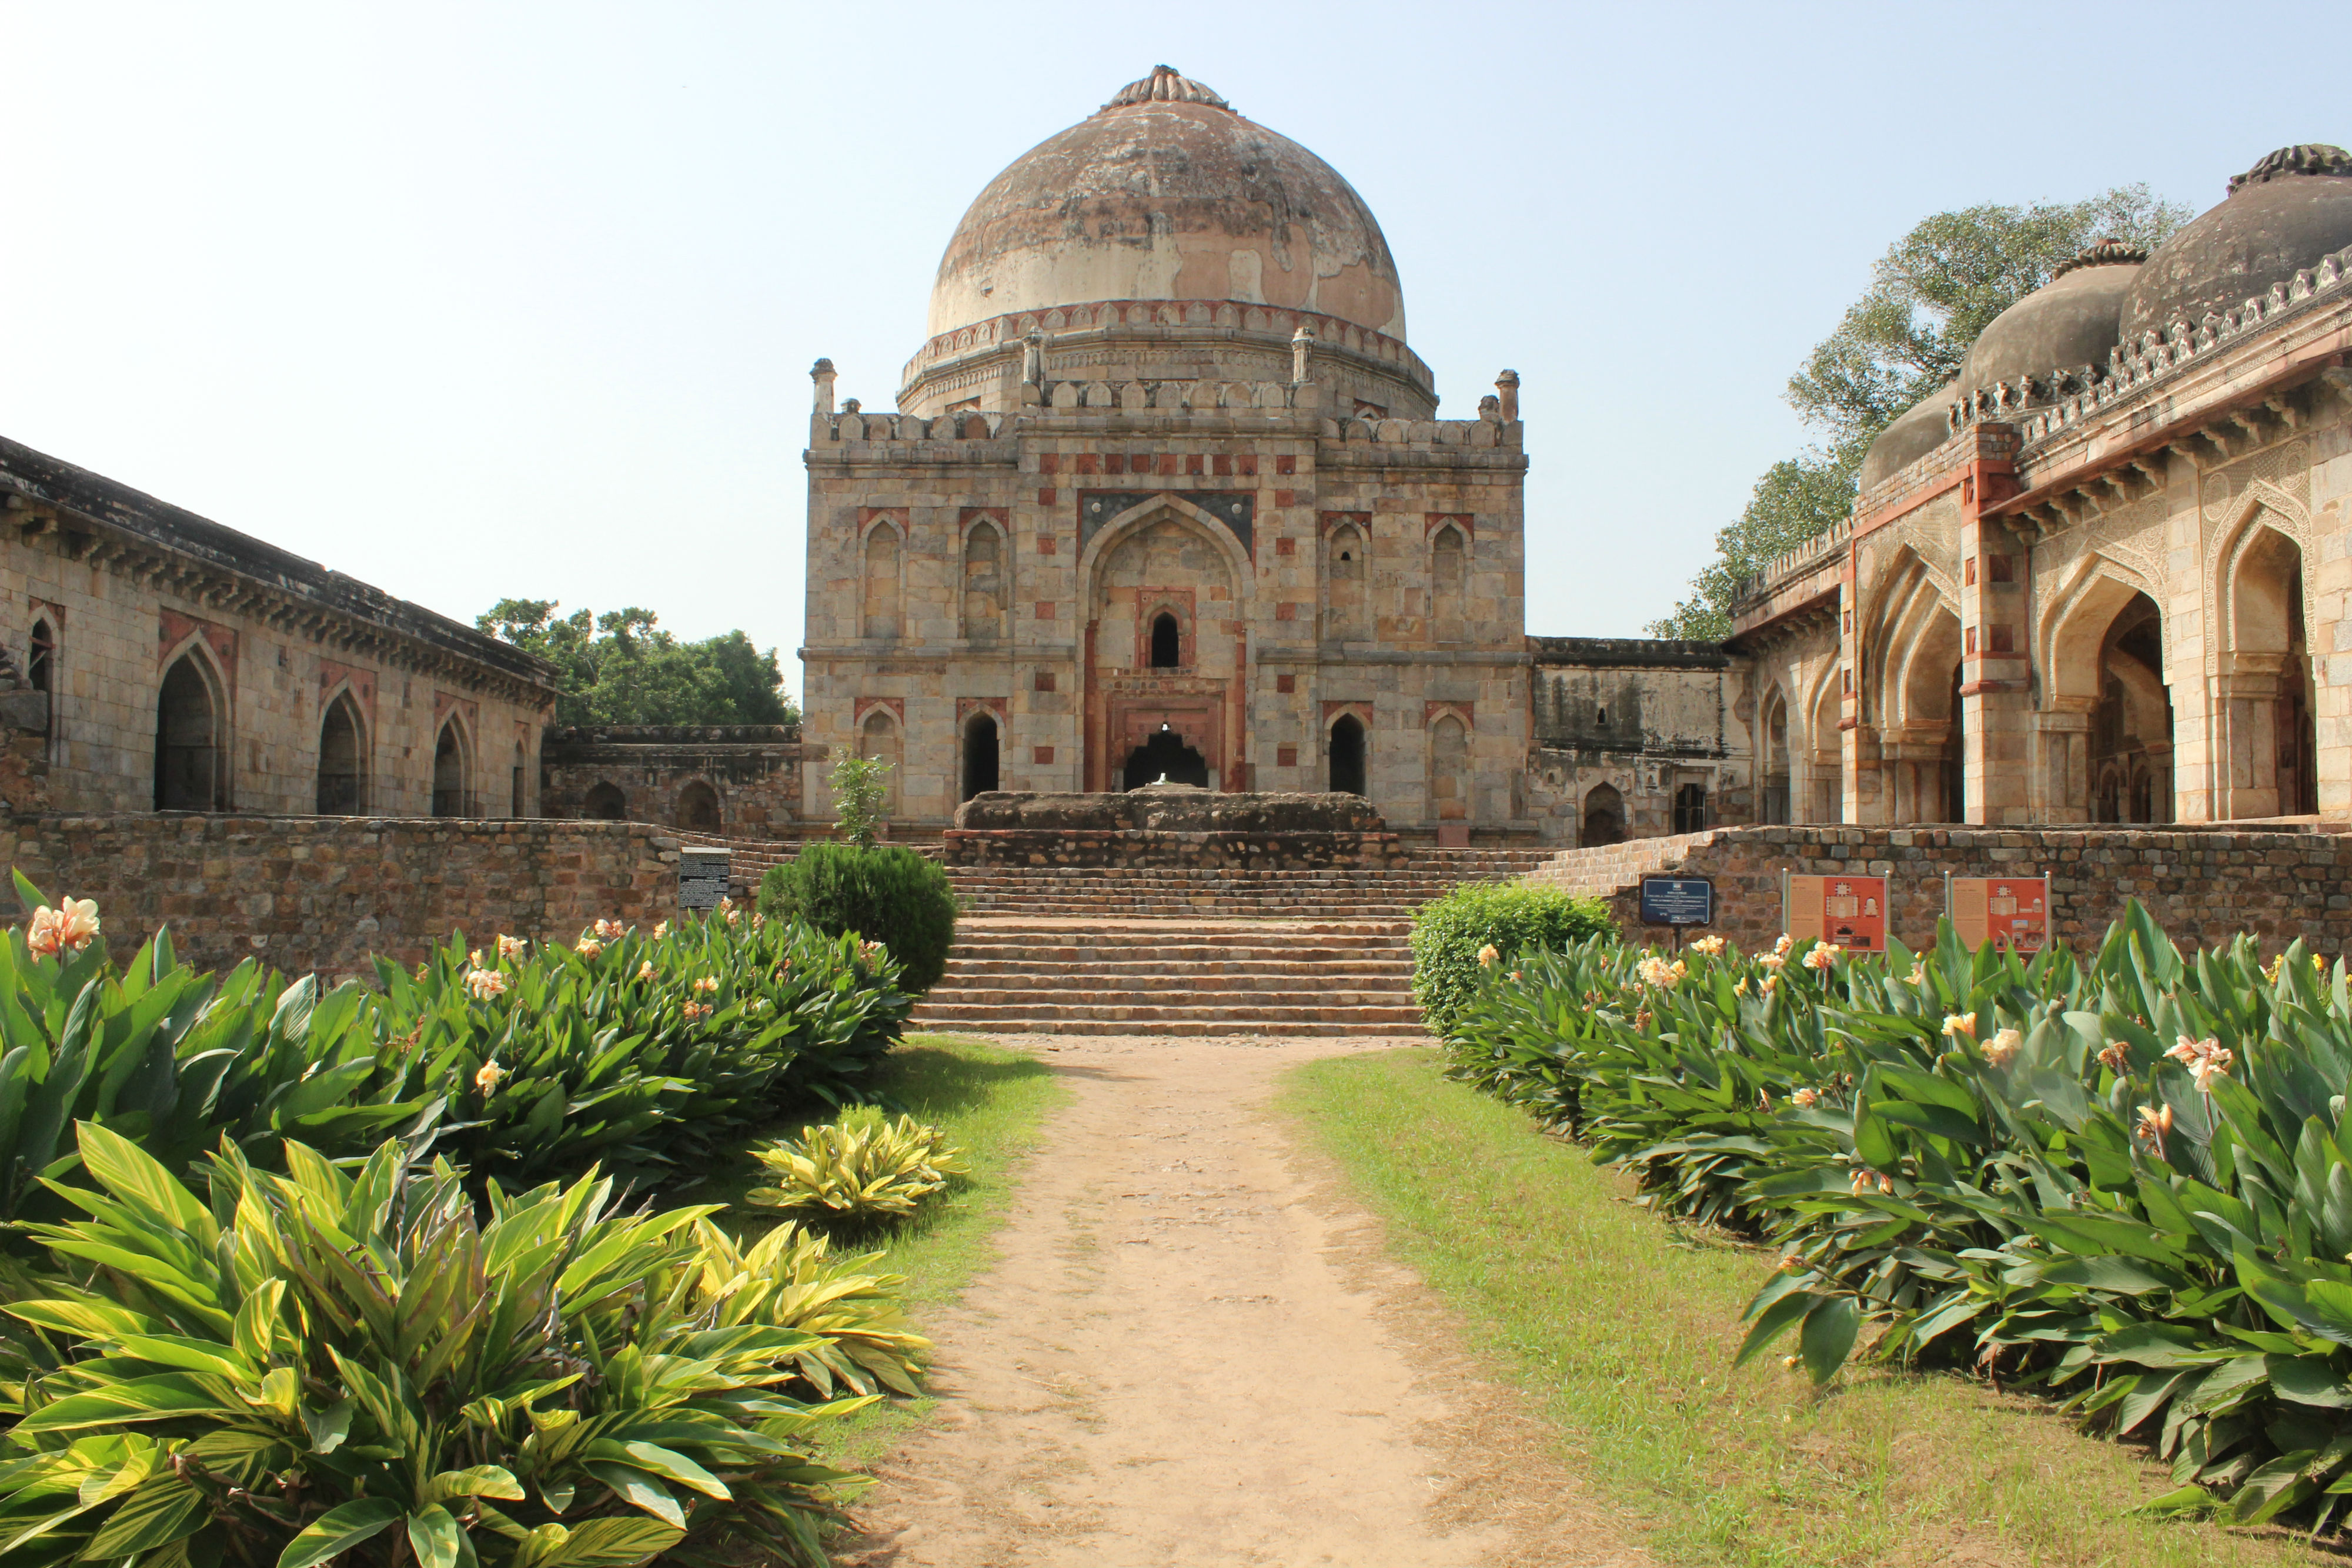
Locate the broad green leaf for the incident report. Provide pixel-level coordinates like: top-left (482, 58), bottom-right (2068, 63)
top-left (408, 1504), bottom-right (462, 1568)
top-left (279, 1497), bottom-right (404, 1568)
top-left (1799, 1296), bottom-right (1860, 1387)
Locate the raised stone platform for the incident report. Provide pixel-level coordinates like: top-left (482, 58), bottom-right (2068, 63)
top-left (943, 787), bottom-right (1406, 870)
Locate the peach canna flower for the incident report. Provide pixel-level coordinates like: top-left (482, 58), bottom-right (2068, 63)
top-left (1982, 1028), bottom-right (2022, 1068)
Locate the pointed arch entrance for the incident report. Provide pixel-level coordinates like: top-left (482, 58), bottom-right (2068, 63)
top-left (2213, 509), bottom-right (2315, 818)
top-left (1080, 497), bottom-right (1249, 793)
top-left (155, 650), bottom-right (226, 811)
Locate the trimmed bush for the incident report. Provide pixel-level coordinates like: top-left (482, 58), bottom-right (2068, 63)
top-left (1409, 882), bottom-right (1613, 1031)
top-left (757, 844), bottom-right (958, 994)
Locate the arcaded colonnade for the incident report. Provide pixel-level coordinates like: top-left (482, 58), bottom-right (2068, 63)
top-left (1730, 145), bottom-right (2352, 827)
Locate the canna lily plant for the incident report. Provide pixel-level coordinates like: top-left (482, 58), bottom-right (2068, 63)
top-left (0, 1122), bottom-right (869, 1567)
top-left (1442, 901), bottom-right (2352, 1529)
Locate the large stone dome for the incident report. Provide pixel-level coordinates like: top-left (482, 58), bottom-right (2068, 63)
top-left (2122, 144), bottom-right (2352, 342)
top-left (1958, 242), bottom-right (2143, 391)
top-left (924, 66), bottom-right (1407, 343)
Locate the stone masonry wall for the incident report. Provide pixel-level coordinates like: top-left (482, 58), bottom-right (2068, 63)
top-left (2, 814), bottom-right (679, 979)
top-left (943, 827), bottom-right (1409, 870)
top-left (1525, 824), bottom-right (2352, 954)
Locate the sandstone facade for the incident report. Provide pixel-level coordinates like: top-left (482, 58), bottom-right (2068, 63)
top-left (0, 436), bottom-right (558, 820)
top-left (540, 724), bottom-right (814, 838)
top-left (1731, 146), bottom-right (2352, 833)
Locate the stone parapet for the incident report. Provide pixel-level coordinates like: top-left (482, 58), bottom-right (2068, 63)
top-left (1, 813), bottom-right (680, 979)
top-left (1524, 824), bottom-right (2352, 953)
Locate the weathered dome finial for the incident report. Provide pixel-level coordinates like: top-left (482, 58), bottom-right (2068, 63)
top-left (2052, 236), bottom-right (2149, 279)
top-left (1101, 65), bottom-right (1232, 114)
top-left (2227, 144), bottom-right (2352, 198)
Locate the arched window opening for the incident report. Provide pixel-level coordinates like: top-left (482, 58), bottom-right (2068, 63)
top-left (676, 780), bottom-right (721, 831)
top-left (1328, 713), bottom-right (1367, 797)
top-left (28, 620), bottom-right (54, 696)
top-left (155, 654), bottom-right (220, 812)
top-left (962, 713), bottom-right (1000, 801)
top-left (511, 741), bottom-right (527, 817)
top-left (1150, 612), bottom-right (1181, 669)
top-left (432, 721), bottom-right (472, 817)
top-left (1123, 724), bottom-right (1208, 790)
top-left (316, 694), bottom-right (365, 815)
top-left (1673, 781), bottom-right (1709, 834)
top-left (862, 522), bottom-right (902, 640)
top-left (1327, 523), bottom-right (1367, 640)
top-left (1427, 714), bottom-right (1469, 822)
top-left (962, 520), bottom-right (1004, 642)
top-left (860, 710), bottom-right (902, 811)
top-left (584, 781), bottom-right (628, 820)
top-left (1430, 525), bottom-right (1466, 639)
top-left (1581, 782), bottom-right (1625, 846)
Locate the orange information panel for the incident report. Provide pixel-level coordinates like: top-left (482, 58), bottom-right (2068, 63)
top-left (1949, 875), bottom-right (2049, 952)
top-left (1784, 874), bottom-right (1889, 953)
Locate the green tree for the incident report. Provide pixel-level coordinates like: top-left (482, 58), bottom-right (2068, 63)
top-left (477, 599), bottom-right (799, 727)
top-left (1648, 185), bottom-right (2190, 640)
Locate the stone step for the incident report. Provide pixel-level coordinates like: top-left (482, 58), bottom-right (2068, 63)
top-left (956, 901), bottom-right (1426, 916)
top-left (907, 1015), bottom-right (1431, 1039)
top-left (956, 921), bottom-right (1411, 938)
top-left (950, 935), bottom-right (1407, 955)
top-left (908, 999), bottom-right (1425, 1025)
top-left (945, 958), bottom-right (1413, 978)
top-left (924, 982), bottom-right (1410, 1005)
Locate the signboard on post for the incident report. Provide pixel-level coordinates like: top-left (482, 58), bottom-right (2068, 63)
top-left (1639, 875), bottom-right (1715, 928)
top-left (1949, 875), bottom-right (2049, 952)
top-left (1783, 872), bottom-right (1888, 953)
top-left (679, 847), bottom-right (731, 911)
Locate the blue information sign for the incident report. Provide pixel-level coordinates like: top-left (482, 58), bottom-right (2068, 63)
top-left (1639, 875), bottom-right (1715, 927)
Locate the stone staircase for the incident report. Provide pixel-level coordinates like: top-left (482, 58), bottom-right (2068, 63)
top-left (908, 848), bottom-right (1547, 1037)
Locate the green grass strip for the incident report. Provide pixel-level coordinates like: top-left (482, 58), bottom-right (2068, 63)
top-left (1279, 1047), bottom-right (2322, 1568)
top-left (675, 1033), bottom-right (1068, 1463)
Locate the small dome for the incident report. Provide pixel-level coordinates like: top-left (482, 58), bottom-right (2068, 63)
top-left (2121, 144), bottom-right (2352, 341)
top-left (1956, 241), bottom-right (2143, 393)
top-left (926, 67), bottom-right (1406, 342)
top-left (1859, 378), bottom-right (1961, 492)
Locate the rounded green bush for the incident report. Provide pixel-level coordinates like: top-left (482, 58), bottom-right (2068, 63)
top-left (1409, 882), bottom-right (1615, 1032)
top-left (759, 842), bottom-right (959, 994)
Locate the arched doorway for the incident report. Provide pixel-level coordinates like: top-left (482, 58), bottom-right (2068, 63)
top-left (1124, 725), bottom-right (1207, 789)
top-left (584, 781), bottom-right (627, 820)
top-left (1582, 782), bottom-right (1625, 845)
top-left (1760, 687), bottom-right (1790, 824)
top-left (1149, 611), bottom-right (1181, 668)
top-left (431, 721), bottom-right (470, 817)
top-left (1087, 506), bottom-right (1242, 793)
top-left (155, 653), bottom-right (222, 811)
top-left (2219, 519), bottom-right (2311, 818)
top-left (316, 693), bottom-right (365, 815)
top-left (676, 780), bottom-right (721, 831)
top-left (962, 711), bottom-right (1000, 801)
top-left (1328, 713), bottom-right (1367, 796)
top-left (2090, 593), bottom-right (2172, 823)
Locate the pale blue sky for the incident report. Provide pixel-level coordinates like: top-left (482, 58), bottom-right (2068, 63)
top-left (3, 2), bottom-right (2339, 699)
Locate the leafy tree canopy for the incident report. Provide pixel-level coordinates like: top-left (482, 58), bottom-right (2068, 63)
top-left (1648, 185), bottom-right (2191, 640)
top-left (477, 599), bottom-right (799, 727)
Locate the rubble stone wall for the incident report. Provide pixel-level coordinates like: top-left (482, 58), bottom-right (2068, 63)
top-left (2, 813), bottom-right (679, 978)
top-left (1525, 823), bottom-right (2352, 953)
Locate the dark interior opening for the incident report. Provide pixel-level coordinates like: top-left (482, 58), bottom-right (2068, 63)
top-left (316, 696), bottom-right (363, 815)
top-left (584, 781), bottom-right (627, 820)
top-left (155, 656), bottom-right (218, 811)
top-left (1673, 781), bottom-right (1708, 833)
top-left (1150, 613), bottom-right (1181, 668)
top-left (1124, 727), bottom-right (1208, 790)
top-left (432, 723), bottom-right (467, 817)
top-left (963, 713), bottom-right (1000, 800)
top-left (1328, 714), bottom-right (1366, 795)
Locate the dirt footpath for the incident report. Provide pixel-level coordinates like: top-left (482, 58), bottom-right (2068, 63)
top-left (835, 1035), bottom-right (1647, 1568)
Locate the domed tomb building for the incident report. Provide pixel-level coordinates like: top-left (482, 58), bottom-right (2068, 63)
top-left (1729, 143), bottom-right (2352, 826)
top-left (800, 68), bottom-right (1546, 833)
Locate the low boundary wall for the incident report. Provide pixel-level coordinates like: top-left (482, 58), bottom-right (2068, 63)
top-left (3, 813), bottom-right (680, 978)
top-left (1525, 824), bottom-right (2352, 952)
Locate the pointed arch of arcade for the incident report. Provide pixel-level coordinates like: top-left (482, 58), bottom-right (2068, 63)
top-left (2038, 557), bottom-right (2172, 823)
top-left (1802, 662), bottom-right (1846, 825)
top-left (2209, 492), bottom-right (2318, 818)
top-left (1758, 681), bottom-right (1792, 824)
top-left (430, 708), bottom-right (476, 818)
top-left (1860, 547), bottom-right (1963, 823)
top-left (154, 635), bottom-right (232, 813)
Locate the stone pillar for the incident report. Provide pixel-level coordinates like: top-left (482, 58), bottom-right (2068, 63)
top-left (1495, 369), bottom-right (1520, 421)
top-left (811, 358), bottom-right (837, 414)
top-left (2033, 701), bottom-right (2095, 821)
top-left (1960, 449), bottom-right (2030, 823)
top-left (2214, 656), bottom-right (2286, 818)
top-left (1291, 324), bottom-right (1315, 385)
top-left (1021, 330), bottom-right (1045, 407)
